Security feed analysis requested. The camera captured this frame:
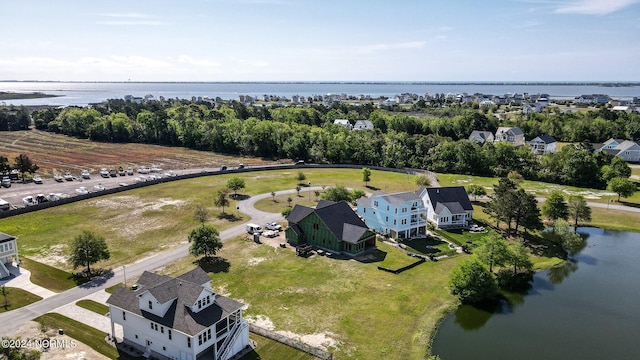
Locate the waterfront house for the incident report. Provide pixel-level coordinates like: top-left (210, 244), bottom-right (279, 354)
top-left (357, 188), bottom-right (428, 239)
top-left (107, 268), bottom-right (249, 360)
top-left (528, 135), bottom-right (557, 155)
top-left (286, 200), bottom-right (376, 255)
top-left (494, 127), bottom-right (525, 147)
top-left (422, 187), bottom-right (474, 229)
top-left (0, 232), bottom-right (18, 279)
top-left (468, 130), bottom-right (495, 144)
top-left (596, 138), bottom-right (640, 162)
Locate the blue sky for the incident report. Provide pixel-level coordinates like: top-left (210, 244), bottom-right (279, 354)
top-left (1, 0), bottom-right (639, 82)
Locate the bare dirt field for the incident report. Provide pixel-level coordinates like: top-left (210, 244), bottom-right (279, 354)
top-left (0, 129), bottom-right (280, 176)
top-left (12, 321), bottom-right (108, 360)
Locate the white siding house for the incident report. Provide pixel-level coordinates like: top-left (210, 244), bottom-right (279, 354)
top-left (468, 130), bottom-right (494, 144)
top-left (421, 187), bottom-right (474, 229)
top-left (528, 135), bottom-right (557, 155)
top-left (107, 268), bottom-right (249, 360)
top-left (353, 120), bottom-right (374, 130)
top-left (357, 188), bottom-right (428, 239)
top-left (0, 232), bottom-right (18, 279)
top-left (333, 119), bottom-right (353, 130)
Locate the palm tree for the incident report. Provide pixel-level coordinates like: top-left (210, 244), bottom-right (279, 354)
top-left (271, 191), bottom-right (276, 202)
top-left (287, 197), bottom-right (293, 207)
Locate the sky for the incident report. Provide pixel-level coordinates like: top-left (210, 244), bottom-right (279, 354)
top-left (1, 0), bottom-right (639, 82)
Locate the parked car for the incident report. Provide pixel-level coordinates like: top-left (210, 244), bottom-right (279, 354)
top-left (246, 223), bottom-right (262, 234)
top-left (109, 169), bottom-right (117, 177)
top-left (265, 222), bottom-right (282, 231)
top-left (1, 177), bottom-right (10, 187)
top-left (64, 172), bottom-right (74, 181)
top-left (118, 166), bottom-right (125, 176)
top-left (93, 184), bottom-right (106, 191)
top-left (23, 196), bottom-right (36, 206)
top-left (220, 165), bottom-right (228, 171)
top-left (33, 175), bottom-right (43, 184)
top-left (75, 187), bottom-right (89, 195)
top-left (81, 170), bottom-right (90, 179)
top-left (295, 160), bottom-right (305, 166)
top-left (127, 167), bottom-right (134, 175)
top-left (0, 198), bottom-right (11, 211)
top-left (35, 194), bottom-right (48, 204)
top-left (54, 173), bottom-right (63, 182)
top-left (262, 230), bottom-right (279, 238)
top-left (100, 168), bottom-right (109, 178)
top-left (238, 164), bottom-right (245, 169)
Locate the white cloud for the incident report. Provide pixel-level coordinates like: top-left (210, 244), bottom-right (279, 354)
top-left (554, 0), bottom-right (640, 15)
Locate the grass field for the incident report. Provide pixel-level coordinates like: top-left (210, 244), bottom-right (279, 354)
top-left (241, 334), bottom-right (315, 360)
top-left (0, 287), bottom-right (42, 313)
top-left (20, 257), bottom-right (86, 292)
top-left (1, 169), bottom-right (421, 272)
top-left (159, 237), bottom-right (464, 360)
top-left (76, 299), bottom-right (109, 315)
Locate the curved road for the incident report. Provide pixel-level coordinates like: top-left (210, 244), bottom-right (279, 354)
top-left (0, 187), bottom-right (322, 337)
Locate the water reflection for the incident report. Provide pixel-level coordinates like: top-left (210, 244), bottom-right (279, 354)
top-left (547, 260), bottom-right (578, 285)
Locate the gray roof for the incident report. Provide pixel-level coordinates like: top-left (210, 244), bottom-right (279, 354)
top-left (469, 130), bottom-right (493, 141)
top-left (316, 200), bottom-right (336, 209)
top-left (286, 204), bottom-right (315, 224)
top-left (107, 268), bottom-right (243, 336)
top-left (426, 187), bottom-right (473, 214)
top-left (177, 267), bottom-right (211, 287)
top-left (0, 232), bottom-right (16, 244)
top-left (356, 196), bottom-right (371, 207)
top-left (315, 201), bottom-right (370, 243)
top-left (534, 134), bottom-right (556, 144)
top-left (373, 188), bottom-right (423, 206)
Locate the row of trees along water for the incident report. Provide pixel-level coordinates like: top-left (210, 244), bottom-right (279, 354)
top-left (3, 99), bottom-right (637, 189)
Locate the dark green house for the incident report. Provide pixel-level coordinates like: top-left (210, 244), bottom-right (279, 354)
top-left (285, 200), bottom-right (376, 256)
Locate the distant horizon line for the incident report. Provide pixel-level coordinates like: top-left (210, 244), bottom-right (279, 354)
top-left (1, 80), bottom-right (640, 86)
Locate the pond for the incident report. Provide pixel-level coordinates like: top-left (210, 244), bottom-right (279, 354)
top-left (431, 227), bottom-right (640, 360)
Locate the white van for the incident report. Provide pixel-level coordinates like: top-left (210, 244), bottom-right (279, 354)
top-left (246, 223), bottom-right (263, 234)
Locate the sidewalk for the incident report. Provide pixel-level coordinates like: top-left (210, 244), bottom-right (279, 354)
top-left (52, 290), bottom-right (122, 339)
top-left (0, 262), bottom-right (57, 299)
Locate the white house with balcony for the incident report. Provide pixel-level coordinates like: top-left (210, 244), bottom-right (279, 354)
top-left (528, 135), bottom-right (557, 155)
top-left (0, 232), bottom-right (18, 279)
top-left (422, 187), bottom-right (474, 229)
top-left (356, 188), bottom-right (428, 239)
top-left (107, 267), bottom-right (249, 360)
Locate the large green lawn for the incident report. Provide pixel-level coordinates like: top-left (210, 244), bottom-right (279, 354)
top-left (0, 287), bottom-right (42, 313)
top-left (160, 238), bottom-right (463, 360)
top-left (1, 169), bottom-right (421, 272)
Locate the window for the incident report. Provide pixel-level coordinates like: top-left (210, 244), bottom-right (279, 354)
top-left (395, 208), bottom-right (397, 213)
top-left (135, 335), bottom-right (138, 339)
top-left (313, 223), bottom-right (319, 230)
top-left (168, 330), bottom-right (172, 340)
top-left (198, 299), bottom-right (202, 309)
top-left (394, 220), bottom-right (397, 225)
top-left (155, 324), bottom-right (158, 331)
top-left (187, 338), bottom-right (191, 348)
top-left (373, 201), bottom-right (378, 207)
top-left (402, 207), bottom-right (407, 213)
top-left (401, 219), bottom-right (407, 225)
top-left (385, 216), bottom-right (388, 222)
top-left (198, 334), bottom-right (203, 346)
top-left (161, 326), bottom-right (164, 334)
top-left (148, 300), bottom-right (153, 310)
top-left (163, 346), bottom-right (166, 351)
top-left (122, 311), bottom-right (126, 321)
top-left (150, 322), bottom-right (154, 330)
top-left (386, 205), bottom-right (389, 210)
top-left (364, 208), bottom-right (366, 213)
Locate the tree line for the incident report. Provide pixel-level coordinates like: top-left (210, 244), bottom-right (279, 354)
top-left (15, 99), bottom-right (638, 189)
